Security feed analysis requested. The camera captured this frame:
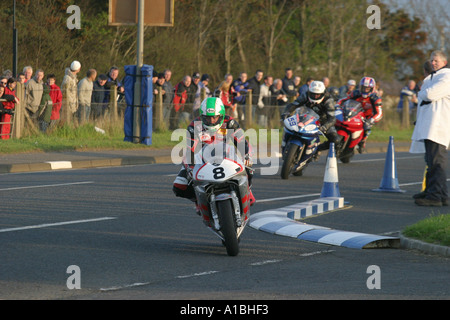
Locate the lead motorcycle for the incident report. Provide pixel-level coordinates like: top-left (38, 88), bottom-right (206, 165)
top-left (189, 138), bottom-right (251, 256)
top-left (334, 99), bottom-right (365, 163)
top-left (280, 106), bottom-right (321, 179)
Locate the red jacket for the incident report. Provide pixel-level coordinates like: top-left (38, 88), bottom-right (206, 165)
top-left (3, 86), bottom-right (17, 110)
top-left (339, 90), bottom-right (383, 123)
top-left (173, 82), bottom-right (189, 112)
top-left (49, 84), bottom-right (63, 120)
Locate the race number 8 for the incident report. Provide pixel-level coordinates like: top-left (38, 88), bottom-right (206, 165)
top-left (213, 167), bottom-right (225, 179)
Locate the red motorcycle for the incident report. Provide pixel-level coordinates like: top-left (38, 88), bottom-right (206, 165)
top-left (335, 99), bottom-right (365, 163)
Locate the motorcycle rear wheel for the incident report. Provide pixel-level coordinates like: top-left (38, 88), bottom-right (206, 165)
top-left (217, 200), bottom-right (239, 256)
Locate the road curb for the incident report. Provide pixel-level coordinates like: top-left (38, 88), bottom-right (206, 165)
top-left (399, 233), bottom-right (450, 257)
top-left (0, 156), bottom-right (168, 174)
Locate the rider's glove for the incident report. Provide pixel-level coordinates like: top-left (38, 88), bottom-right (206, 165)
top-left (364, 118), bottom-right (375, 131)
top-left (281, 112), bottom-right (290, 121)
top-left (319, 125), bottom-right (328, 134)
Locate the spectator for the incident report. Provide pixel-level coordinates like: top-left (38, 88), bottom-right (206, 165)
top-left (411, 50), bottom-right (450, 207)
top-left (151, 69), bottom-right (159, 85)
top-left (257, 75), bottom-right (273, 126)
top-left (233, 72), bottom-right (249, 104)
top-left (25, 69), bottom-right (45, 120)
top-left (47, 74), bottom-right (63, 129)
top-left (170, 75), bottom-right (191, 130)
top-left (216, 74), bottom-right (237, 118)
top-left (77, 68), bottom-right (97, 124)
top-left (233, 72), bottom-right (249, 120)
top-left (187, 72), bottom-right (200, 115)
top-left (338, 79), bottom-right (356, 99)
top-left (91, 74), bottom-right (108, 122)
top-left (162, 69), bottom-right (174, 104)
top-left (397, 80), bottom-right (418, 114)
top-left (193, 73), bottom-right (211, 117)
top-left (190, 72), bottom-right (201, 95)
top-left (270, 78), bottom-right (288, 128)
top-left (37, 84), bottom-right (53, 133)
top-left (271, 78), bottom-right (288, 106)
top-left (322, 77), bottom-right (330, 88)
top-left (17, 73), bottom-right (26, 84)
top-left (327, 86), bottom-right (340, 101)
top-left (23, 66), bottom-right (33, 83)
top-left (61, 61), bottom-right (81, 122)
top-left (298, 77), bottom-right (314, 96)
top-left (2, 70), bottom-right (13, 79)
top-left (282, 68), bottom-right (298, 100)
top-left (153, 72), bottom-right (166, 100)
top-left (247, 70), bottom-right (264, 104)
top-left (293, 76), bottom-right (302, 95)
top-left (1, 78), bottom-right (19, 139)
top-left (104, 66), bottom-right (124, 114)
top-left (0, 77), bottom-right (6, 87)
top-left (162, 69), bottom-right (174, 120)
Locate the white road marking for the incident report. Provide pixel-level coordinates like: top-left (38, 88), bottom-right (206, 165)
top-left (0, 217), bottom-right (116, 233)
top-left (176, 271), bottom-right (220, 279)
top-left (99, 250), bottom-right (333, 292)
top-left (351, 156), bottom-right (422, 163)
top-left (256, 193), bottom-right (320, 203)
top-left (100, 282), bottom-right (151, 292)
top-left (0, 181), bottom-right (94, 191)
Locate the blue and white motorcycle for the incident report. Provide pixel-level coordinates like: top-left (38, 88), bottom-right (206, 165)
top-left (280, 106), bottom-right (321, 179)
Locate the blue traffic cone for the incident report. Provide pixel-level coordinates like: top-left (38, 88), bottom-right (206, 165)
top-left (372, 136), bottom-right (406, 193)
top-left (321, 143), bottom-right (341, 198)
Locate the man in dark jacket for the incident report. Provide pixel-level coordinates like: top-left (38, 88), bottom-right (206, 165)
top-left (91, 74), bottom-right (108, 121)
top-left (282, 68), bottom-right (298, 100)
top-left (246, 70), bottom-right (264, 105)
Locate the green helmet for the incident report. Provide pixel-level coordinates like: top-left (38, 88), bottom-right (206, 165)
top-left (199, 97), bottom-right (226, 132)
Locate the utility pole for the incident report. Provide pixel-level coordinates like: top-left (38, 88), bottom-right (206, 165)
top-left (132, 0), bottom-right (145, 143)
top-left (12, 0), bottom-right (18, 77)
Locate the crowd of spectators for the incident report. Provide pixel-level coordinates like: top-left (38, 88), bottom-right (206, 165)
top-left (0, 62), bottom-right (125, 139)
top-left (1, 62), bottom-right (374, 139)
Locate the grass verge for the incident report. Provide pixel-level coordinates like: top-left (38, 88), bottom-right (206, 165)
top-left (403, 213), bottom-right (450, 247)
top-left (0, 123), bottom-right (179, 154)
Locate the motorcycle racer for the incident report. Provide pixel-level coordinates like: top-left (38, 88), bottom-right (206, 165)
top-left (173, 97), bottom-right (255, 209)
top-left (282, 80), bottom-right (340, 153)
top-left (338, 76), bottom-right (383, 153)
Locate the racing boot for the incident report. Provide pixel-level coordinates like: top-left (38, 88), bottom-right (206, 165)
top-left (357, 139), bottom-right (367, 154)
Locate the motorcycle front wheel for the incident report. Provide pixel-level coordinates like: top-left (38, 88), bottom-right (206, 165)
top-left (280, 143), bottom-right (302, 180)
top-left (217, 200), bottom-right (239, 256)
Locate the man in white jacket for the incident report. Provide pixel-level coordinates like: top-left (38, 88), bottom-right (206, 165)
top-left (410, 50), bottom-right (450, 206)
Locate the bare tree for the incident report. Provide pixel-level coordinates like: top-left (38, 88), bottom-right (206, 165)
top-left (261, 0), bottom-right (302, 74)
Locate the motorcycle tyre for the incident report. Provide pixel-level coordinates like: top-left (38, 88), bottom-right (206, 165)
top-left (339, 144), bottom-right (354, 164)
top-left (217, 200), bottom-right (239, 256)
top-left (281, 144), bottom-right (301, 180)
top-left (337, 136), bottom-right (352, 163)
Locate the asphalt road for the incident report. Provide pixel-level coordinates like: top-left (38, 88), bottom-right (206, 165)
top-left (0, 151), bottom-right (449, 303)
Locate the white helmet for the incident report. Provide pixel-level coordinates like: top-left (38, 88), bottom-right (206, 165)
top-left (70, 60), bottom-right (81, 72)
top-left (308, 81), bottom-right (326, 104)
